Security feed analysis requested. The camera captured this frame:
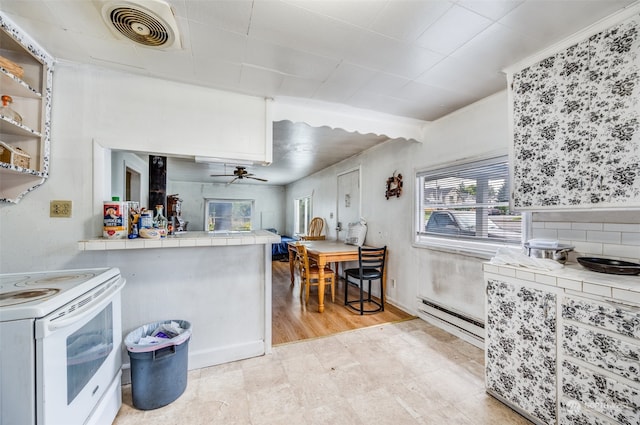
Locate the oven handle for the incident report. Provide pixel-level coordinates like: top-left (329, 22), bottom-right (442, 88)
top-left (45, 277), bottom-right (125, 333)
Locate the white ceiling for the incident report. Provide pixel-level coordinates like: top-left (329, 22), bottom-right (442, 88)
top-left (1, 0), bottom-right (636, 185)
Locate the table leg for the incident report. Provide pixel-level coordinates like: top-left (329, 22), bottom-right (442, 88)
top-left (317, 258), bottom-right (326, 313)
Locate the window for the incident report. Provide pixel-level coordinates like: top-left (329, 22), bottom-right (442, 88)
top-left (294, 196), bottom-right (312, 235)
top-left (415, 156), bottom-right (522, 255)
top-left (204, 199), bottom-right (254, 231)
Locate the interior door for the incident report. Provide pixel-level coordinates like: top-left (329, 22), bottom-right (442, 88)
top-left (337, 169), bottom-right (360, 242)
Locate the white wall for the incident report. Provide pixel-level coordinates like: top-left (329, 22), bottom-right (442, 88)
top-left (285, 92), bottom-right (510, 316)
top-left (0, 62), bottom-right (273, 272)
top-left (0, 63), bottom-right (274, 370)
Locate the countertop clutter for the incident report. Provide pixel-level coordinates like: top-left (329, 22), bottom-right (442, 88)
top-left (483, 261), bottom-right (640, 304)
top-left (78, 230), bottom-right (281, 251)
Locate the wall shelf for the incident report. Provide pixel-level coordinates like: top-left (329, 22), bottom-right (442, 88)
top-left (0, 12), bottom-right (53, 203)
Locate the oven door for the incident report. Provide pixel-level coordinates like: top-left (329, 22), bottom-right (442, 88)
top-left (35, 276), bottom-right (125, 425)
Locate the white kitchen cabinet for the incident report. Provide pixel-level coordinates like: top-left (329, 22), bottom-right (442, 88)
top-left (508, 11), bottom-right (640, 210)
top-left (0, 12), bottom-right (53, 203)
top-left (485, 276), bottom-right (558, 425)
top-left (559, 295), bottom-right (640, 425)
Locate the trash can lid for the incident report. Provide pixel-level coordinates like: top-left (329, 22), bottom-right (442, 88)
top-left (125, 320), bottom-right (192, 353)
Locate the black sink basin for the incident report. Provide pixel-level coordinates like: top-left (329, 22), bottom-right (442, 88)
top-left (577, 257), bottom-right (640, 275)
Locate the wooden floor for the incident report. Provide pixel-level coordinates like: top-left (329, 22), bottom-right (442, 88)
top-left (271, 258), bottom-right (415, 345)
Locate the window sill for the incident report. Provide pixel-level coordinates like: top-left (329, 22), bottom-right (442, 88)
top-left (413, 235), bottom-right (520, 260)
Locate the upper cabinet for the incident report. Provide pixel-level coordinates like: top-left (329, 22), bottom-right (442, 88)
top-left (0, 13), bottom-right (53, 203)
top-left (508, 11), bottom-right (640, 210)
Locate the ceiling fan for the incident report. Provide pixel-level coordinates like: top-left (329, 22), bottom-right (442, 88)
top-left (210, 166), bottom-right (268, 184)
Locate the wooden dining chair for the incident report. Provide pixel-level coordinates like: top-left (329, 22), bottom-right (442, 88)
top-left (300, 217), bottom-right (326, 240)
top-left (344, 246), bottom-right (387, 315)
top-left (297, 244), bottom-right (335, 304)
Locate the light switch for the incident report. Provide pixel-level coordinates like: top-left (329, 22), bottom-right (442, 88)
top-left (50, 200), bottom-right (72, 218)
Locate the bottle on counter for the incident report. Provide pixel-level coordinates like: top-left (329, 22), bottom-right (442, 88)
top-left (0, 95), bottom-right (23, 124)
top-left (154, 205), bottom-right (168, 238)
top-left (139, 209), bottom-right (153, 229)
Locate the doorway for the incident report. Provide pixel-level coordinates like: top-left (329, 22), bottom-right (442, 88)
top-left (336, 168), bottom-right (360, 242)
top-left (125, 166), bottom-right (141, 203)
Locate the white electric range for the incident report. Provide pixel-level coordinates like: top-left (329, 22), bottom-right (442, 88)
top-left (0, 267), bottom-right (126, 425)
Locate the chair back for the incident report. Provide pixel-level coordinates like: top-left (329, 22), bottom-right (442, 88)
top-left (300, 217), bottom-right (326, 241)
top-left (288, 242), bottom-right (302, 273)
top-left (358, 246), bottom-right (386, 277)
top-left (297, 244), bottom-right (312, 278)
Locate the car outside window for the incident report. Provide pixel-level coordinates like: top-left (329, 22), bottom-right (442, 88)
top-left (415, 156), bottom-right (522, 255)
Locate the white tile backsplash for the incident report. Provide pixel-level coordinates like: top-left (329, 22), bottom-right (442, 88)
top-left (585, 230), bottom-right (621, 244)
top-left (530, 228), bottom-right (559, 239)
top-left (602, 244), bottom-right (637, 259)
top-left (622, 232), bottom-right (640, 245)
top-left (557, 229), bottom-right (587, 241)
top-left (603, 223), bottom-right (640, 232)
top-left (545, 221), bottom-right (572, 230)
top-left (531, 211), bottom-right (640, 262)
top-left (571, 241), bottom-right (604, 256)
top-left (571, 222), bottom-right (603, 231)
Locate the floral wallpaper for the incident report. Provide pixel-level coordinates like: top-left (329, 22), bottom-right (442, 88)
top-left (561, 359), bottom-right (639, 424)
top-left (512, 14), bottom-right (640, 208)
top-left (485, 279), bottom-right (557, 424)
top-left (562, 324), bottom-right (640, 384)
top-left (561, 296), bottom-right (640, 424)
top-left (562, 297), bottom-right (640, 339)
top-left (559, 398), bottom-right (615, 425)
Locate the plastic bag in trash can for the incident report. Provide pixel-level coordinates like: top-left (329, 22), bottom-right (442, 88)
top-left (125, 320), bottom-right (191, 353)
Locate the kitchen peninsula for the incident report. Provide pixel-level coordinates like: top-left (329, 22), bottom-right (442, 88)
top-left (78, 230), bottom-right (280, 383)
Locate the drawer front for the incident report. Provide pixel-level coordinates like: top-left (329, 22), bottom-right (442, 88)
top-left (561, 360), bottom-right (640, 424)
top-left (562, 297), bottom-right (640, 339)
top-left (563, 324), bottom-right (640, 383)
top-left (559, 398), bottom-right (616, 425)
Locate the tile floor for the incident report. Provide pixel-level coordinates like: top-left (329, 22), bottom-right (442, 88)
top-left (113, 319), bottom-right (532, 425)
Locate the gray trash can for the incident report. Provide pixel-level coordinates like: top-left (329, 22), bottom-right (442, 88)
top-left (124, 320), bottom-right (192, 410)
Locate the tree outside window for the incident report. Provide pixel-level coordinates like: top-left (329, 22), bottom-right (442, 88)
top-left (205, 199), bottom-right (254, 231)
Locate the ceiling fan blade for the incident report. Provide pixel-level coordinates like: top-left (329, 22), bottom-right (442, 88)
top-left (226, 177), bottom-right (240, 185)
top-left (247, 176), bottom-right (268, 182)
top-left (210, 174), bottom-right (234, 177)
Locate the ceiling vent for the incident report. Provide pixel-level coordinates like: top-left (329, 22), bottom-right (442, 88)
top-left (99, 0), bottom-right (181, 49)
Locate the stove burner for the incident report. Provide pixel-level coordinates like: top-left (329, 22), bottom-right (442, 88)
top-left (0, 275), bottom-right (31, 288)
top-left (31, 272), bottom-right (97, 285)
top-left (0, 288), bottom-right (60, 307)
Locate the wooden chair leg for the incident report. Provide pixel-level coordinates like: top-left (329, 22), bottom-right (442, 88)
top-left (330, 275), bottom-right (335, 302)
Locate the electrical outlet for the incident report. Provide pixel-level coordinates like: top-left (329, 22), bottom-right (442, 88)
top-left (50, 200), bottom-right (72, 218)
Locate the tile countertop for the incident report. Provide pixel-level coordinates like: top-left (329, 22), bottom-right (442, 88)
top-left (483, 261), bottom-right (640, 305)
top-left (78, 230), bottom-right (281, 251)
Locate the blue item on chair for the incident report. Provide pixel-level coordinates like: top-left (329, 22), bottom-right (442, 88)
top-left (344, 246), bottom-right (387, 315)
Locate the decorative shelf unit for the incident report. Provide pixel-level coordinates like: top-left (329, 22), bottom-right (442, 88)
top-left (0, 12), bottom-right (53, 203)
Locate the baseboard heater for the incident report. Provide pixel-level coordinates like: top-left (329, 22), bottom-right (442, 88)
top-left (417, 298), bottom-right (484, 348)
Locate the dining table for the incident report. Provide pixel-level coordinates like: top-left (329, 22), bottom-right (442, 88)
top-left (287, 239), bottom-right (387, 313)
